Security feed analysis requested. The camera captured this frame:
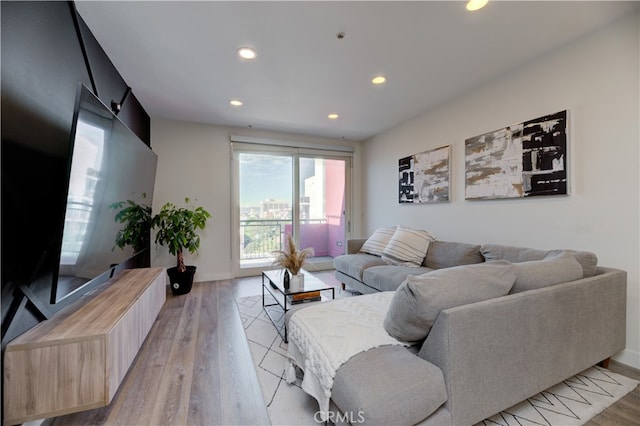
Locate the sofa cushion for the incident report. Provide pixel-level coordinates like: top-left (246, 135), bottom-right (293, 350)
top-left (332, 346), bottom-right (447, 426)
top-left (424, 240), bottom-right (483, 269)
top-left (360, 226), bottom-right (397, 256)
top-left (363, 265), bottom-right (434, 292)
top-left (333, 254), bottom-right (387, 281)
top-left (510, 251), bottom-right (584, 294)
top-left (381, 226), bottom-right (436, 267)
top-left (384, 261), bottom-right (517, 342)
top-left (480, 244), bottom-right (598, 277)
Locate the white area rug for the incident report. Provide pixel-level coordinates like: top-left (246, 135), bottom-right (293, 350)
top-left (476, 367), bottom-right (638, 426)
top-left (236, 295), bottom-right (638, 426)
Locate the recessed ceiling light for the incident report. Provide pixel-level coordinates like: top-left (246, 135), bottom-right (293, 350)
top-left (466, 0), bottom-right (488, 11)
top-left (328, 113), bottom-right (339, 119)
top-left (237, 47), bottom-right (257, 60)
top-left (230, 99), bottom-right (243, 107)
top-left (372, 75), bottom-right (387, 85)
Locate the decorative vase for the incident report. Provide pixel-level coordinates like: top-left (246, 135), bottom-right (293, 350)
top-left (289, 273), bottom-right (304, 292)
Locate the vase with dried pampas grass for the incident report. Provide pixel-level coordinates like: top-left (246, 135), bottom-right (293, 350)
top-left (272, 234), bottom-right (314, 277)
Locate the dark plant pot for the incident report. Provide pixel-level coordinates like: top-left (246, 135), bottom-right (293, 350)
top-left (167, 265), bottom-right (197, 295)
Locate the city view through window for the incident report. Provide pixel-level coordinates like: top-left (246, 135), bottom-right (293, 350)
top-left (238, 153), bottom-right (346, 268)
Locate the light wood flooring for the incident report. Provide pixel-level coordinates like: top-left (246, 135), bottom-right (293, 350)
top-left (45, 272), bottom-right (639, 425)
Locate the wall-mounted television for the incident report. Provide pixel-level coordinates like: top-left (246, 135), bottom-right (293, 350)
top-left (51, 83), bottom-right (157, 304)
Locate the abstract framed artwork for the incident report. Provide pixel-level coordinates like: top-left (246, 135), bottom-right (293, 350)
top-left (399, 145), bottom-right (451, 204)
top-left (465, 110), bottom-right (568, 200)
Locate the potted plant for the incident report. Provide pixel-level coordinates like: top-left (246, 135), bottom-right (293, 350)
top-left (151, 197), bottom-right (211, 295)
top-left (110, 194), bottom-right (152, 253)
top-left (272, 234), bottom-right (314, 291)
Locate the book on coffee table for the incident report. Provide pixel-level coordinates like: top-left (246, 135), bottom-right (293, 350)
top-left (287, 291), bottom-right (321, 304)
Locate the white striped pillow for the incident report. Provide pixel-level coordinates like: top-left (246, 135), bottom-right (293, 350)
top-left (382, 227), bottom-right (436, 267)
top-left (360, 226), bottom-right (397, 256)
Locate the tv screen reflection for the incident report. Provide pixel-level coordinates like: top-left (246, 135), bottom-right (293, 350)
top-left (55, 85), bottom-right (157, 302)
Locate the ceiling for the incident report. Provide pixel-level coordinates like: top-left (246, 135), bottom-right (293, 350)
top-left (75, 1), bottom-right (637, 142)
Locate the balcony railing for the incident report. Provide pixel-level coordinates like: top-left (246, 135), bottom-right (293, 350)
top-left (240, 219), bottom-right (329, 261)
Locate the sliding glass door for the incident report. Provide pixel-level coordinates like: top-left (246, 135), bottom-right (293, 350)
top-left (233, 146), bottom-right (350, 277)
top-left (238, 152), bottom-right (293, 271)
top-left (297, 157), bottom-right (347, 270)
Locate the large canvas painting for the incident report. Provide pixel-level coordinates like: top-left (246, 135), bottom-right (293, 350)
top-left (465, 110), bottom-right (568, 200)
top-left (399, 145), bottom-right (451, 204)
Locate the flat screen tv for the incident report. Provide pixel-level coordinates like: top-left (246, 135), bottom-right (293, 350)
top-left (51, 83), bottom-right (157, 303)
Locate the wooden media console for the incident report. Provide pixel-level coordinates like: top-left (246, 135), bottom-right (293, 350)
top-left (3, 267), bottom-right (167, 425)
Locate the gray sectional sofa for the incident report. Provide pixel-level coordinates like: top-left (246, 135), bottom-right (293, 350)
top-left (294, 237), bottom-right (627, 425)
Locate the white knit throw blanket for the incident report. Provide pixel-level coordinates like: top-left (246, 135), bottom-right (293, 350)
top-left (285, 292), bottom-right (407, 421)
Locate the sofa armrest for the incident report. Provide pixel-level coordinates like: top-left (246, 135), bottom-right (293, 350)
top-left (419, 266), bottom-right (627, 426)
top-left (347, 238), bottom-right (367, 254)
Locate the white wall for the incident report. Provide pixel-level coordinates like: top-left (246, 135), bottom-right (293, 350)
top-left (362, 14), bottom-right (639, 368)
top-left (150, 120), bottom-right (361, 281)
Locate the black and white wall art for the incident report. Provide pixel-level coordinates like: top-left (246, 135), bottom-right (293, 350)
top-left (399, 145), bottom-right (451, 204)
top-left (465, 110), bottom-right (568, 200)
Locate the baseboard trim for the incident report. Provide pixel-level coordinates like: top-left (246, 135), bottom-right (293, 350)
top-left (614, 348), bottom-right (640, 370)
top-left (194, 272), bottom-right (233, 282)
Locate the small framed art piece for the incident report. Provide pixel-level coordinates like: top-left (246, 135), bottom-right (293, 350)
top-left (399, 145), bottom-right (451, 204)
top-left (465, 110), bottom-right (568, 200)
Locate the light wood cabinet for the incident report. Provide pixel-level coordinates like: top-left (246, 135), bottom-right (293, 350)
top-left (3, 268), bottom-right (166, 425)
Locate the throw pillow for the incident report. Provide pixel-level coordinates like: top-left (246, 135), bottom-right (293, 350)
top-left (510, 251), bottom-right (584, 293)
top-left (381, 226), bottom-right (435, 267)
top-left (425, 240), bottom-right (483, 269)
top-left (360, 226), bottom-right (397, 256)
top-left (383, 261), bottom-right (517, 342)
top-left (480, 244), bottom-right (598, 277)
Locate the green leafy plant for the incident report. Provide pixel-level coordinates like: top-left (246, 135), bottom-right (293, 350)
top-left (151, 197), bottom-right (212, 272)
top-left (272, 234), bottom-right (314, 276)
top-left (110, 194), bottom-right (152, 252)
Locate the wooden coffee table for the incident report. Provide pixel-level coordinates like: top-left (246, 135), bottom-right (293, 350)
top-left (262, 269), bottom-right (335, 342)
